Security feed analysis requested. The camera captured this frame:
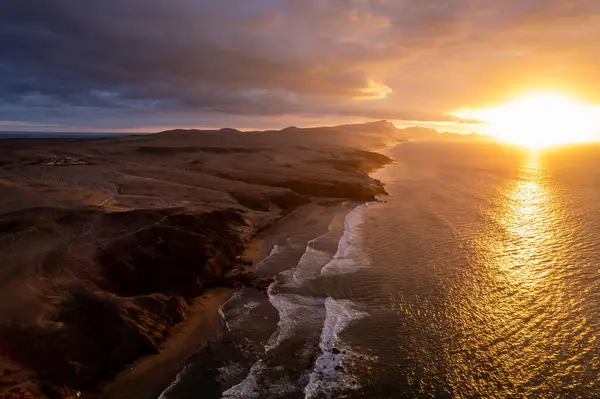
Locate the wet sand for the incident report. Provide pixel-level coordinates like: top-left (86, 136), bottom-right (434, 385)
top-left (243, 200), bottom-right (347, 264)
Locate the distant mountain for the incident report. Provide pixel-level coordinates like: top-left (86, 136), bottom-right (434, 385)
top-left (271, 120), bottom-right (403, 148)
top-left (393, 126), bottom-right (491, 141)
top-left (276, 121), bottom-right (492, 147)
top-left (160, 120), bottom-right (404, 150)
top-left (160, 120), bottom-right (492, 150)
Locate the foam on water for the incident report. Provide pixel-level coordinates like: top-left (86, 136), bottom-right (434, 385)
top-left (243, 301), bottom-right (261, 311)
top-left (221, 201), bottom-right (375, 397)
top-left (221, 360), bottom-right (264, 398)
top-left (253, 241), bottom-right (285, 274)
top-left (268, 243), bottom-right (283, 257)
top-left (290, 240), bottom-right (334, 285)
top-left (220, 214), bottom-right (346, 397)
top-left (221, 360), bottom-right (298, 398)
top-left (254, 237), bottom-right (306, 276)
top-left (286, 206), bottom-right (355, 286)
top-left (263, 224), bottom-right (342, 351)
top-left (304, 299), bottom-right (371, 399)
top-left (217, 362), bottom-right (246, 387)
top-left (218, 290), bottom-right (244, 332)
top-left (265, 290), bottom-right (326, 352)
top-left (302, 202), bottom-right (378, 398)
top-left (321, 203), bottom-right (371, 276)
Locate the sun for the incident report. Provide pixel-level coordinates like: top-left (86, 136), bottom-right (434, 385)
top-left (453, 92), bottom-right (600, 148)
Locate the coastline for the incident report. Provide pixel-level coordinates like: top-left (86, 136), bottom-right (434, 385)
top-left (219, 201), bottom-right (363, 398)
top-left (86, 163), bottom-right (395, 399)
top-left (220, 146), bottom-right (401, 398)
top-left (85, 201), bottom-right (350, 399)
top-left (146, 145), bottom-right (400, 399)
top-left (0, 124), bottom-right (399, 398)
top-left (302, 145), bottom-right (400, 397)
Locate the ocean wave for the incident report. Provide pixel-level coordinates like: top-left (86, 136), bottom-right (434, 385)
top-left (223, 201), bottom-right (372, 397)
top-left (304, 298), bottom-right (371, 399)
top-left (218, 290), bottom-right (244, 332)
top-left (286, 205), bottom-right (354, 286)
top-left (221, 360), bottom-right (263, 398)
top-left (253, 241), bottom-right (285, 275)
top-left (290, 241), bottom-right (334, 285)
top-left (217, 362), bottom-right (247, 390)
top-left (321, 203), bottom-right (371, 276)
top-left (263, 222), bottom-right (342, 350)
top-left (265, 291), bottom-right (326, 352)
top-left (254, 237), bottom-right (306, 276)
top-left (219, 288), bottom-right (271, 335)
top-left (269, 243), bottom-right (283, 257)
top-left (221, 359), bottom-right (298, 398)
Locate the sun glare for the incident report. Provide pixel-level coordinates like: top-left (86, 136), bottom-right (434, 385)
top-left (454, 93), bottom-right (600, 148)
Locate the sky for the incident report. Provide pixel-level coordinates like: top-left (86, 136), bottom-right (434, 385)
top-left (2, 0), bottom-right (600, 133)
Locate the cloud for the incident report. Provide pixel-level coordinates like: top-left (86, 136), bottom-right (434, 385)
top-left (1, 0), bottom-right (600, 130)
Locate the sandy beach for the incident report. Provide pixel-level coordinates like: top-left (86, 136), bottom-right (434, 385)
top-left (242, 200), bottom-right (349, 264)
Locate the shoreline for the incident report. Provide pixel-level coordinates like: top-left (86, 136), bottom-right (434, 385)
top-left (81, 146), bottom-right (400, 399)
top-left (0, 125), bottom-right (398, 398)
top-left (218, 148), bottom-right (401, 398)
top-left (86, 201), bottom-right (350, 399)
top-left (220, 201), bottom-right (359, 398)
top-left (303, 147), bottom-right (400, 397)
top-left (151, 146), bottom-right (400, 398)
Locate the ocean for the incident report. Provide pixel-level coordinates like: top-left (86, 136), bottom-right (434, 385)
top-left (162, 141), bottom-right (600, 398)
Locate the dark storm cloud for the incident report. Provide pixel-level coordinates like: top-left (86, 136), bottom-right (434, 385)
top-left (1, 0), bottom-right (600, 130)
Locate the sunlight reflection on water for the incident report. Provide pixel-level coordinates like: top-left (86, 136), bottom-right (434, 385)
top-left (447, 153), bottom-right (599, 397)
top-left (332, 143), bottom-right (600, 398)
